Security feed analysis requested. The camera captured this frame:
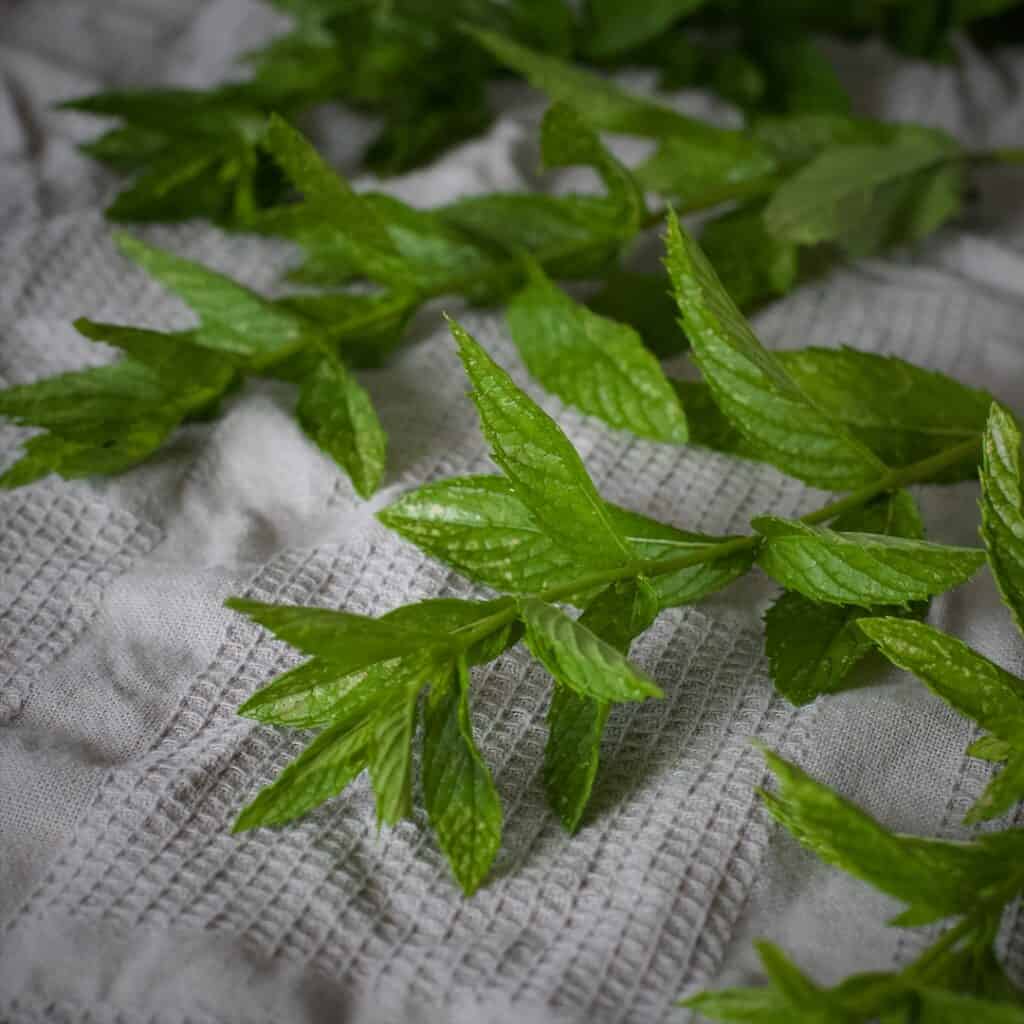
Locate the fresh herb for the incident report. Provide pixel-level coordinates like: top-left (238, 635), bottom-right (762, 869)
top-left (225, 222), bottom-right (997, 895)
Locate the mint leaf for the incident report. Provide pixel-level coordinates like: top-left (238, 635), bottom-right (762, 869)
top-left (763, 133), bottom-right (962, 254)
top-left (539, 103), bottom-right (645, 235)
top-left (760, 748), bottom-right (1002, 922)
top-left (369, 665), bottom-right (425, 827)
top-left (468, 27), bottom-right (720, 139)
top-left (451, 318), bottom-right (632, 568)
top-left (587, 269), bottom-right (687, 358)
top-left (584, 0), bottom-right (709, 58)
top-left (422, 658), bottom-right (502, 894)
top-left (233, 598), bottom-right (513, 727)
top-left (754, 518), bottom-right (984, 607)
top-left (858, 618), bottom-right (1024, 748)
top-left (765, 492), bottom-right (926, 705)
top-left (699, 202), bottom-right (800, 312)
top-left (505, 264), bottom-right (688, 443)
top-left (520, 597), bottom-right (663, 703)
top-left (378, 475), bottom-right (752, 604)
top-left (261, 114), bottom-right (399, 268)
top-left (914, 989), bottom-right (1024, 1022)
top-left (634, 135), bottom-right (779, 210)
top-left (675, 348), bottom-right (989, 480)
top-left (116, 233), bottom-right (309, 359)
top-left (665, 213), bottom-right (887, 489)
top-left (295, 354), bottom-right (386, 498)
top-left (0, 325), bottom-right (238, 489)
top-left (543, 579), bottom-right (659, 832)
top-left (233, 717), bottom-right (372, 831)
top-left (980, 403), bottom-right (1024, 633)
top-left (859, 617), bottom-right (1024, 822)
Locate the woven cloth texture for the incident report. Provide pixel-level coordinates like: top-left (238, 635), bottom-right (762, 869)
top-left (2, 3), bottom-right (1024, 1022)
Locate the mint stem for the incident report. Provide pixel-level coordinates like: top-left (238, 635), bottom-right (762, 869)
top-left (454, 435), bottom-right (982, 650)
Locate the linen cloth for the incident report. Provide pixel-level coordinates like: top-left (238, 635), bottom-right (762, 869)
top-left (1, 3), bottom-right (1024, 1021)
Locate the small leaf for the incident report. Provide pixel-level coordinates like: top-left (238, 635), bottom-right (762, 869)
top-left (980, 403), bottom-right (1024, 634)
top-left (543, 579), bottom-right (659, 833)
top-left (857, 618), bottom-right (1024, 749)
top-left (369, 663), bottom-right (429, 827)
top-left (665, 212), bottom-right (886, 489)
top-left (261, 114), bottom-right (399, 265)
top-left (760, 748), bottom-right (1001, 921)
top-left (451, 318), bottom-right (632, 569)
top-left (763, 133), bottom-right (961, 253)
top-left (117, 234), bottom-right (312, 359)
top-left (505, 265), bottom-right (688, 443)
top-left (584, 0), bottom-right (710, 59)
top-left (967, 736), bottom-right (1015, 762)
top-left (765, 492), bottom-right (926, 705)
top-left (422, 659), bottom-right (503, 894)
top-left (378, 475), bottom-right (751, 604)
top-left (967, 751), bottom-right (1024, 825)
top-left (754, 518), bottom-right (984, 607)
top-left (295, 353), bottom-right (387, 497)
top-left (675, 348), bottom-right (989, 481)
top-left (233, 718), bottom-right (372, 831)
top-left (521, 597), bottom-right (663, 703)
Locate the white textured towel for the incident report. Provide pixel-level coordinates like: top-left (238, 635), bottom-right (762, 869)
top-left (2, 4), bottom-right (1024, 1022)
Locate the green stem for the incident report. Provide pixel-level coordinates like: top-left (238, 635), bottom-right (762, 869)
top-left (970, 147), bottom-right (1024, 167)
top-left (453, 435), bottom-right (982, 653)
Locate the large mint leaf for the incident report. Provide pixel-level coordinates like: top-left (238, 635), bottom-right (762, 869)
top-left (754, 517), bottom-right (984, 607)
top-left (505, 264), bottom-right (688, 443)
top-left (521, 597), bottom-right (663, 703)
top-left (665, 213), bottom-right (886, 489)
top-left (422, 659), bottom-right (503, 894)
top-left (451, 319), bottom-right (632, 569)
top-left (675, 347), bottom-right (989, 481)
top-left (295, 353), bottom-right (386, 498)
top-left (980, 403), bottom-right (1024, 633)
top-left (765, 491), bottom-right (926, 706)
top-left (543, 579), bottom-right (659, 833)
top-left (378, 475), bottom-right (751, 604)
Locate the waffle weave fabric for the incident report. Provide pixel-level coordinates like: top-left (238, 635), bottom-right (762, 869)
top-left (2, 3), bottom-right (1024, 1022)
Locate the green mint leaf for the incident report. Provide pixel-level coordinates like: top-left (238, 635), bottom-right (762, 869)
top-left (980, 403), bottom-right (1024, 634)
top-left (699, 202), bottom-right (800, 312)
top-left (543, 578), bottom-right (659, 833)
top-left (751, 113), bottom-right (899, 167)
top-left (675, 347), bottom-right (989, 480)
top-left (369, 665), bottom-right (426, 827)
top-left (914, 988), bottom-right (1024, 1022)
top-left (755, 941), bottom-right (830, 1008)
top-left (267, 191), bottom-right (498, 299)
top-left (665, 212), bottom-right (887, 489)
top-left (226, 596), bottom-right (438, 665)
top-left (634, 135), bottom-right (779, 210)
top-left (505, 264), bottom-right (688, 443)
top-left (679, 987), bottom-right (793, 1021)
top-left (378, 475), bottom-right (752, 604)
top-left (587, 269), bottom-right (688, 358)
top-left (261, 114), bottom-right (399, 264)
top-left (754, 518), bottom-right (984, 607)
top-left (747, 33), bottom-right (851, 116)
top-left (233, 717), bottom-right (372, 832)
top-left (765, 492), bottom-right (926, 705)
top-left (967, 736), bottom-right (1015, 763)
top-left (0, 326), bottom-right (238, 489)
top-left (116, 233), bottom-right (308, 358)
top-left (467, 26), bottom-right (721, 140)
top-left (858, 617), bottom-right (1024, 822)
top-left (539, 103), bottom-right (646, 235)
top-left (234, 599), bottom-right (512, 727)
top-left (584, 0), bottom-right (709, 59)
top-left (295, 353), bottom-right (387, 498)
top-left (422, 658), bottom-right (503, 894)
top-left (520, 597), bottom-right (663, 703)
top-left (763, 133), bottom-right (962, 254)
top-left (450, 318), bottom-right (632, 568)
top-left (858, 618), bottom-right (1024, 748)
top-left (760, 748), bottom-right (1001, 922)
